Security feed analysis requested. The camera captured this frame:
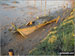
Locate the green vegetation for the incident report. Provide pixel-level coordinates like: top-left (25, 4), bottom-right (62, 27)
top-left (29, 11), bottom-right (74, 55)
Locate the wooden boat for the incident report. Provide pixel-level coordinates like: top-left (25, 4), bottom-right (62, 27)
top-left (17, 15), bottom-right (58, 37)
top-left (17, 8), bottom-right (73, 37)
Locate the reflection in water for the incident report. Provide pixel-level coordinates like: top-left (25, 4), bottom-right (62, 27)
top-left (0, 0), bottom-right (71, 28)
top-left (0, 0), bottom-right (71, 25)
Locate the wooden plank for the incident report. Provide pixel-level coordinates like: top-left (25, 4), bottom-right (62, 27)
top-left (17, 18), bottom-right (56, 37)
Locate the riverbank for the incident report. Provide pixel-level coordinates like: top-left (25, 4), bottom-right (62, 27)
top-left (29, 9), bottom-right (74, 55)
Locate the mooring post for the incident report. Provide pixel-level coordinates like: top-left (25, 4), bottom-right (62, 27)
top-left (44, 0), bottom-right (47, 16)
top-left (34, 0), bottom-right (36, 8)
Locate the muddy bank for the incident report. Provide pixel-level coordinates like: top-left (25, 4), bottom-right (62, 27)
top-left (1, 22), bottom-right (57, 55)
top-left (0, 0), bottom-right (71, 55)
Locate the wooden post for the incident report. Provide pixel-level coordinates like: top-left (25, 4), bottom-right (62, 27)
top-left (44, 0), bottom-right (46, 16)
top-left (41, 0), bottom-right (42, 11)
top-left (71, 0), bottom-right (74, 8)
top-left (34, 0), bottom-right (36, 8)
top-left (48, 9), bottom-right (50, 16)
top-left (66, 2), bottom-right (68, 8)
top-left (27, 0), bottom-right (29, 6)
top-left (40, 0), bottom-right (42, 16)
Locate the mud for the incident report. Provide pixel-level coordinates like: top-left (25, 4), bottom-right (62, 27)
top-left (0, 0), bottom-right (71, 55)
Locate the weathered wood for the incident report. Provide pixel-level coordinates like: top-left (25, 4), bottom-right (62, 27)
top-left (17, 18), bottom-right (56, 37)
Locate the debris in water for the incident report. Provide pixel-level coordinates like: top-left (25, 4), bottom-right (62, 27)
top-left (12, 1), bottom-right (19, 4)
top-left (4, 6), bottom-right (16, 9)
top-left (1, 3), bottom-right (9, 6)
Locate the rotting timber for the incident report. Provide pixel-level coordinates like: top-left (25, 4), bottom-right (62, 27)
top-left (17, 8), bottom-right (73, 37)
top-left (17, 16), bottom-right (57, 37)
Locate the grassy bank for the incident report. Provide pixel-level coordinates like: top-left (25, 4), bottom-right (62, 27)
top-left (29, 9), bottom-right (74, 55)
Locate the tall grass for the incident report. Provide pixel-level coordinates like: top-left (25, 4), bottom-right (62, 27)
top-left (29, 11), bottom-right (74, 55)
